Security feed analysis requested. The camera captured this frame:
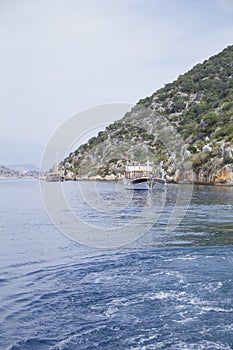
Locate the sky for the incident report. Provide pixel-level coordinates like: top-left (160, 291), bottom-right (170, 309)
top-left (1, 0), bottom-right (233, 166)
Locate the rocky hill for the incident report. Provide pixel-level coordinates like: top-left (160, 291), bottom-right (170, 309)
top-left (0, 165), bottom-right (39, 178)
top-left (62, 45), bottom-right (233, 185)
top-left (0, 165), bottom-right (20, 178)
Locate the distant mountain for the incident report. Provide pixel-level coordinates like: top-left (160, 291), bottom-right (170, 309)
top-left (0, 165), bottom-right (20, 177)
top-left (62, 45), bottom-right (233, 185)
top-left (9, 164), bottom-right (39, 173)
top-left (0, 164), bottom-right (39, 178)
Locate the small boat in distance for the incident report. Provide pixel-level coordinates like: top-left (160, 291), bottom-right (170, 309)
top-left (46, 172), bottom-right (64, 182)
top-left (46, 148), bottom-right (65, 182)
top-left (125, 162), bottom-right (166, 190)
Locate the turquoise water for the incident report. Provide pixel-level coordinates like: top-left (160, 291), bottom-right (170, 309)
top-left (0, 180), bottom-right (232, 349)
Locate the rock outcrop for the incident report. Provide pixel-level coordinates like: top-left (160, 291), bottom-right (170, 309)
top-left (61, 45), bottom-right (233, 186)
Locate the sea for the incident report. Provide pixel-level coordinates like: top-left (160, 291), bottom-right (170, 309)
top-left (0, 179), bottom-right (232, 350)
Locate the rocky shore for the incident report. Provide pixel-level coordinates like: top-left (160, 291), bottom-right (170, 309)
top-left (61, 161), bottom-right (233, 186)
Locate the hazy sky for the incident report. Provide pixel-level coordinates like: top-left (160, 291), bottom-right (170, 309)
top-left (1, 0), bottom-right (233, 165)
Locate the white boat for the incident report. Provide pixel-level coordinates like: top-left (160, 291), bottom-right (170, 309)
top-left (127, 175), bottom-right (152, 190)
top-left (46, 148), bottom-right (65, 182)
top-left (46, 173), bottom-right (64, 182)
top-left (125, 163), bottom-right (166, 190)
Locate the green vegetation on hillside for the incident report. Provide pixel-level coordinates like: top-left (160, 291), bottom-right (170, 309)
top-left (63, 45), bottom-right (233, 180)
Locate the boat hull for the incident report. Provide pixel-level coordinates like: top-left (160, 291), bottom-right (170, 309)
top-left (46, 175), bottom-right (64, 182)
top-left (125, 177), bottom-right (166, 190)
top-left (126, 177), bottom-right (152, 190)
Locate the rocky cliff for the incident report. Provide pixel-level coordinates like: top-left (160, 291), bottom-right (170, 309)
top-left (62, 45), bottom-right (233, 185)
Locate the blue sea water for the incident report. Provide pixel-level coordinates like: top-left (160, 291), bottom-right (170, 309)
top-left (0, 179), bottom-right (232, 349)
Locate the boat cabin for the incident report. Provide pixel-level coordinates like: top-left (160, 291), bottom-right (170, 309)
top-left (125, 165), bottom-right (153, 180)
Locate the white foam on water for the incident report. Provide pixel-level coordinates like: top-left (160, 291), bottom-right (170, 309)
top-left (144, 290), bottom-right (186, 301)
top-left (224, 323), bottom-right (233, 331)
top-left (49, 325), bottom-right (107, 350)
top-left (201, 306), bottom-right (233, 313)
top-left (201, 281), bottom-right (223, 292)
top-left (174, 311), bottom-right (198, 324)
top-left (126, 330), bottom-right (159, 350)
top-left (170, 340), bottom-right (232, 350)
top-left (104, 305), bottom-right (119, 317)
